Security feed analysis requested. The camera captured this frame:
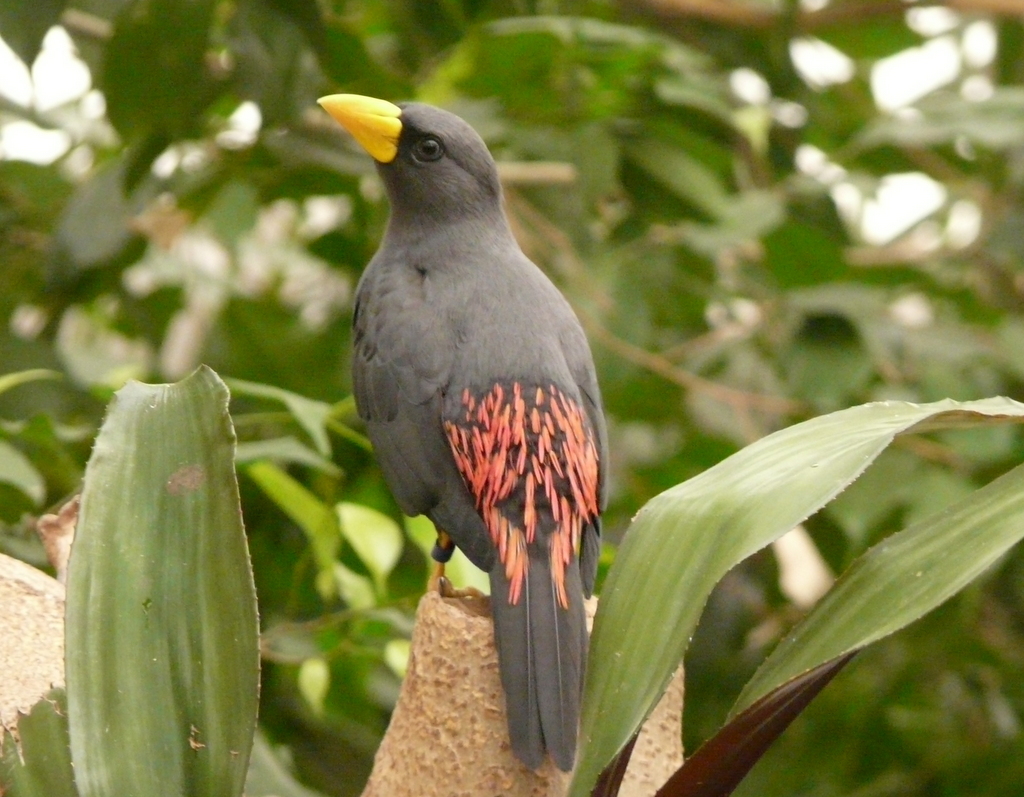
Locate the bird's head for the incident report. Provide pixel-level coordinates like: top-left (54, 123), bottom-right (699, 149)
top-left (318, 94), bottom-right (504, 231)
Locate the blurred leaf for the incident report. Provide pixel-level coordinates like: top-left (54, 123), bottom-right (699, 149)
top-left (784, 312), bottom-right (871, 410)
top-left (817, 15), bottom-right (921, 59)
top-left (625, 137), bottom-right (729, 218)
top-left (568, 397), bottom-right (1024, 797)
top-left (383, 638), bottom-right (410, 679)
top-left (65, 366), bottom-right (259, 797)
top-left (203, 180), bottom-right (260, 245)
top-left (404, 514), bottom-right (490, 595)
top-left (228, 378), bottom-right (333, 456)
top-left (245, 460), bottom-right (339, 597)
top-left (333, 561), bottom-right (375, 609)
top-left (336, 501), bottom-right (403, 596)
top-left (244, 729), bottom-right (329, 797)
top-left (654, 655), bottom-right (854, 797)
top-left (56, 305), bottom-right (154, 389)
top-left (0, 439), bottom-right (45, 505)
top-left (101, 0), bottom-right (217, 140)
top-left (735, 455), bottom-right (1024, 714)
top-left (454, 16), bottom-right (668, 122)
top-left (0, 0), bottom-right (68, 66)
top-left (655, 76), bottom-right (734, 124)
top-left (0, 155), bottom-right (70, 201)
top-left (858, 89), bottom-right (1024, 150)
top-left (0, 369), bottom-right (61, 399)
top-left (235, 436), bottom-right (341, 477)
top-left (297, 657), bottom-right (330, 715)
top-left (51, 155), bottom-right (154, 275)
top-left (320, 22), bottom-right (403, 95)
top-left (227, 0), bottom-right (325, 124)
top-left (264, 0), bottom-right (326, 52)
top-left (403, 512), bottom-right (436, 559)
top-left (0, 689), bottom-right (78, 797)
top-left (762, 213), bottom-right (847, 288)
top-left (677, 190), bottom-right (786, 258)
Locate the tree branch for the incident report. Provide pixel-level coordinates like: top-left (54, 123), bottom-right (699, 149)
top-left (360, 592), bottom-right (684, 797)
top-left (626, 0), bottom-right (1024, 31)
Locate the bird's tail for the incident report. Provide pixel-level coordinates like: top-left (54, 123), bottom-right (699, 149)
top-left (489, 546), bottom-right (588, 771)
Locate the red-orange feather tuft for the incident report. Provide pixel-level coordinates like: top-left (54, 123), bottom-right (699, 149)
top-left (444, 382), bottom-right (600, 609)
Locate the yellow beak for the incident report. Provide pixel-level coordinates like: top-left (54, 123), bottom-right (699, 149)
top-left (317, 94), bottom-right (402, 164)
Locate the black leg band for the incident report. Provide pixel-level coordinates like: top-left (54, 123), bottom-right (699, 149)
top-left (431, 539), bottom-right (455, 563)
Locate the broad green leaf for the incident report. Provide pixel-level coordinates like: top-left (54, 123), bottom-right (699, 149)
top-left (734, 457), bottom-right (1024, 715)
top-left (0, 369), bottom-right (61, 398)
top-left (568, 396), bottom-right (1024, 797)
top-left (245, 460), bottom-right (339, 598)
top-left (336, 502), bottom-right (403, 596)
top-left (227, 378), bottom-right (333, 456)
top-left (0, 440), bottom-right (45, 505)
top-left (65, 367), bottom-right (259, 797)
top-left (0, 689), bottom-right (78, 797)
top-left (235, 435), bottom-right (341, 477)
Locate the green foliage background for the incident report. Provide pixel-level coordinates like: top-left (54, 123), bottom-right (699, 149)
top-left (1, 1), bottom-right (1024, 794)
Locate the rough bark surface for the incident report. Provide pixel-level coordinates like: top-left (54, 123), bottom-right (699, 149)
top-left (362, 591), bottom-right (683, 797)
top-left (0, 553), bottom-right (65, 728)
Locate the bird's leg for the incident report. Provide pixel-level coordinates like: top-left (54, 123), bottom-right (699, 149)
top-left (428, 530), bottom-right (484, 599)
top-left (427, 530), bottom-right (454, 593)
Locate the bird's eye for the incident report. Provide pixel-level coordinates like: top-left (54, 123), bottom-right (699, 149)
top-left (412, 136), bottom-right (444, 162)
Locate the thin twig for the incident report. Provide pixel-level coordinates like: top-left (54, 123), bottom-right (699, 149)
top-left (893, 433), bottom-right (969, 470)
top-left (505, 190), bottom-right (802, 415)
top-left (497, 161), bottom-right (578, 185)
top-left (579, 305), bottom-right (804, 415)
top-left (504, 188), bottom-right (617, 312)
top-left (61, 8), bottom-right (113, 40)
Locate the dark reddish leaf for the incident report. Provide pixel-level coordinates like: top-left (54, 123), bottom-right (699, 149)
top-left (589, 733), bottom-right (638, 797)
top-left (654, 653), bottom-right (855, 797)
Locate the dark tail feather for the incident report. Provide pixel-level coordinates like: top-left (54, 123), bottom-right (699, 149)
top-left (580, 516), bottom-right (601, 598)
top-left (490, 548), bottom-right (587, 771)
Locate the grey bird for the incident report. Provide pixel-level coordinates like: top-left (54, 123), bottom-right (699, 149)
top-left (319, 93), bottom-right (607, 771)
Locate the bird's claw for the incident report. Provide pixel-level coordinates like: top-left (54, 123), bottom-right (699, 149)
top-left (428, 562), bottom-right (485, 599)
top-left (435, 575), bottom-right (485, 600)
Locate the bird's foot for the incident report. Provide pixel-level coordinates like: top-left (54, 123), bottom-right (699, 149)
top-left (435, 574), bottom-right (486, 600)
top-left (427, 530), bottom-right (484, 598)
top-left (427, 562), bottom-right (485, 600)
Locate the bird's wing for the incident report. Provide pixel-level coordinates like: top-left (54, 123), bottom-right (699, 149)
top-left (352, 264), bottom-right (497, 570)
top-left (562, 321), bottom-right (607, 597)
top-left (351, 266), bottom-right (452, 516)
